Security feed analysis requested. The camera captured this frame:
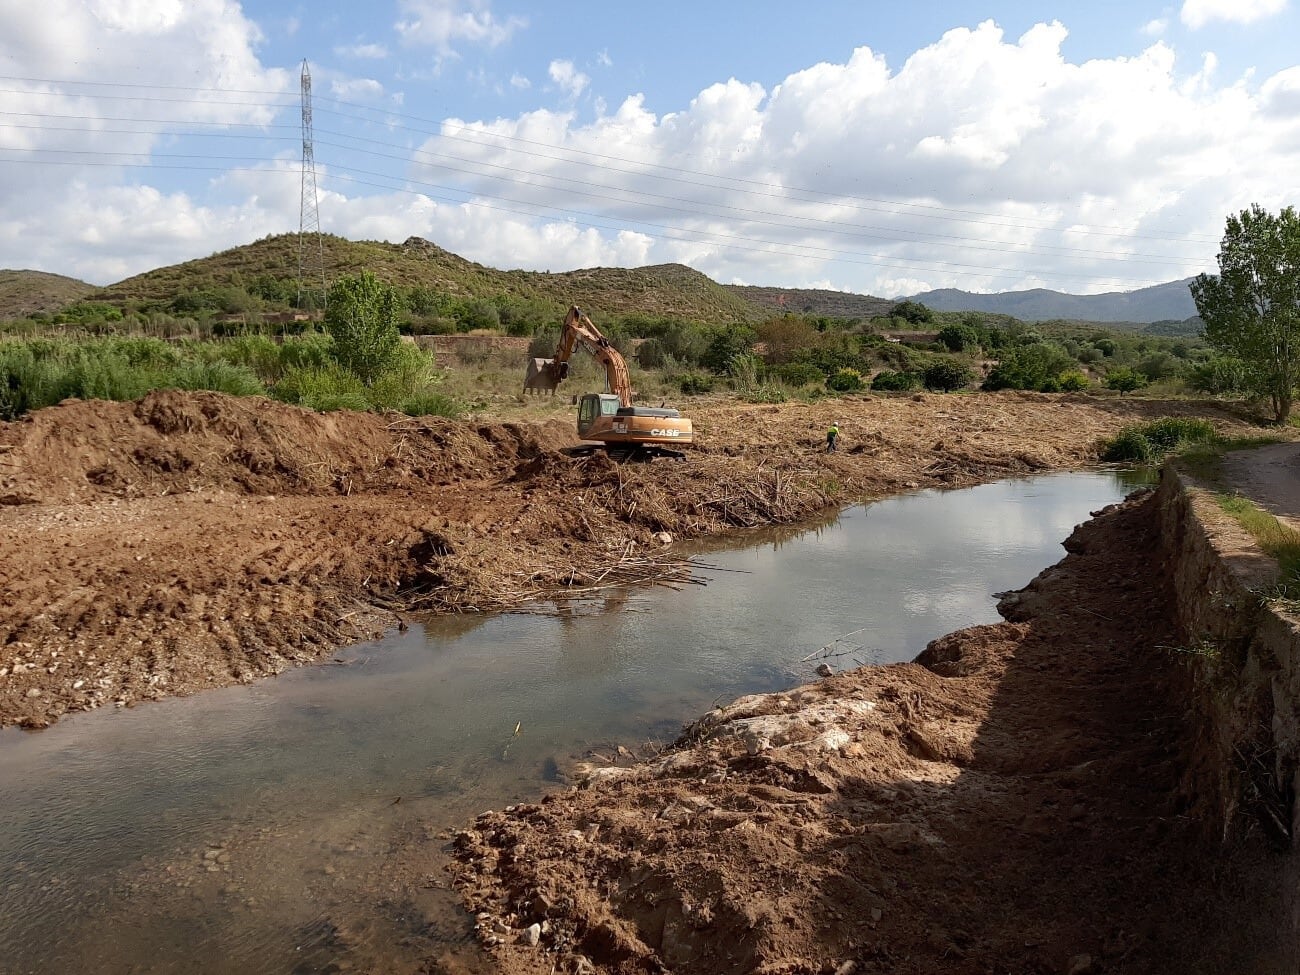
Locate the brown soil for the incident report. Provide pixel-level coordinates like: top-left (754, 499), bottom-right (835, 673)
top-left (448, 490), bottom-right (1288, 975)
top-left (0, 389), bottom-right (1257, 730)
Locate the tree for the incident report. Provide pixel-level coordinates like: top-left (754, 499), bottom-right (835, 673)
top-left (325, 271), bottom-right (401, 384)
top-left (937, 323), bottom-right (979, 353)
top-left (923, 360), bottom-right (974, 392)
top-left (701, 325), bottom-right (756, 373)
top-left (1192, 205), bottom-right (1300, 421)
top-left (890, 300), bottom-right (933, 325)
top-left (980, 342), bottom-right (1074, 391)
top-left (1104, 367), bottom-right (1146, 394)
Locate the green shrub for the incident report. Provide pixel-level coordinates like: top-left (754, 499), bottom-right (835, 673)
top-left (727, 352), bottom-right (765, 384)
top-left (1105, 367), bottom-right (1147, 394)
top-left (701, 325), bottom-right (757, 373)
top-left (922, 361), bottom-right (973, 392)
top-left (773, 362), bottom-right (826, 387)
top-left (1100, 417), bottom-right (1216, 462)
top-left (827, 368), bottom-right (866, 392)
top-left (212, 334), bottom-right (283, 380)
top-left (678, 372), bottom-right (714, 395)
top-left (1059, 371), bottom-right (1090, 391)
top-left (171, 361), bottom-right (265, 397)
top-left (0, 343), bottom-right (66, 418)
top-left (272, 366), bottom-right (370, 412)
top-left (741, 384), bottom-right (787, 404)
top-left (1101, 428), bottom-right (1155, 462)
top-left (1142, 417), bottom-right (1216, 452)
top-left (1189, 357), bottom-right (1248, 395)
top-left (325, 271), bottom-right (402, 384)
top-left (637, 337), bottom-right (669, 368)
top-left (871, 370), bottom-right (920, 392)
top-left (399, 392), bottom-right (464, 418)
top-left (364, 345), bottom-right (441, 412)
top-left (278, 332), bottom-right (335, 373)
top-left (936, 323), bottom-right (979, 352)
top-left (64, 351), bottom-right (160, 402)
top-left (981, 342), bottom-right (1075, 391)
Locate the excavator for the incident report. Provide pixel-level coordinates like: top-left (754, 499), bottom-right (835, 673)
top-left (532, 305), bottom-right (694, 459)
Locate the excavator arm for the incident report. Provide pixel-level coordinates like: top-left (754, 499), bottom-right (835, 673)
top-left (546, 306), bottom-right (633, 405)
top-left (531, 304), bottom-right (694, 458)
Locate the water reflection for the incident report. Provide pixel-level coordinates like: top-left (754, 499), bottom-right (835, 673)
top-left (0, 471), bottom-right (1144, 974)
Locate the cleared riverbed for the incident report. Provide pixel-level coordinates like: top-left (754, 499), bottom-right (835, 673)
top-left (0, 471), bottom-right (1143, 974)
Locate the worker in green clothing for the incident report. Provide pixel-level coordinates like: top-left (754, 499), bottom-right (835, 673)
top-left (826, 421), bottom-right (840, 452)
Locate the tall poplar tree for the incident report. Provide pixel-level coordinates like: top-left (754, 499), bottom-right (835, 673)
top-left (1192, 205), bottom-right (1300, 421)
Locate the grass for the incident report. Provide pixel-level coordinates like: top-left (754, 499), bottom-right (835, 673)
top-left (1215, 493), bottom-right (1300, 600)
top-left (0, 332), bottom-right (466, 420)
top-left (1100, 416), bottom-right (1217, 462)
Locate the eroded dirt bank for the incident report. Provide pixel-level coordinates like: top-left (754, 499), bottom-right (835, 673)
top-left (0, 389), bottom-right (1256, 729)
top-left (448, 489), bottom-right (1291, 975)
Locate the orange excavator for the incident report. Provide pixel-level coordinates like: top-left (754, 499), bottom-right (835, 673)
top-left (534, 305), bottom-right (694, 459)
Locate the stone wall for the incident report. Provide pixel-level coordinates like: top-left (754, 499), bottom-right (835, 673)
top-left (1156, 466), bottom-right (1300, 963)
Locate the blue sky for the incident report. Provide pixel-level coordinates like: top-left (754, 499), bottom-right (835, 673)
top-left (2, 0), bottom-right (1298, 297)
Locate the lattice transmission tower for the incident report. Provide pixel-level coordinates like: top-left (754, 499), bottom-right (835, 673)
top-left (297, 59), bottom-right (327, 311)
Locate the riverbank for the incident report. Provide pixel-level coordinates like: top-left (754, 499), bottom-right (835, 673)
top-left (449, 480), bottom-right (1294, 975)
top-left (0, 389), bottom-right (1261, 729)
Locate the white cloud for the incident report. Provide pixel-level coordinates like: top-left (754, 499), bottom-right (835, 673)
top-left (597, 50), bottom-right (612, 68)
top-left (330, 78), bottom-right (385, 99)
top-left (395, 0), bottom-right (526, 55)
top-left (335, 42), bottom-right (389, 59)
top-left (3, 8), bottom-right (1300, 298)
top-left (1141, 17), bottom-right (1169, 35)
top-left (1181, 0), bottom-right (1288, 28)
top-left (548, 60), bottom-right (590, 99)
top-left (510, 73), bottom-right (531, 89)
top-left (405, 20), bottom-right (1299, 295)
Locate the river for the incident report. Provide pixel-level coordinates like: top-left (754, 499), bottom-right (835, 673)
top-left (0, 470), bottom-right (1145, 974)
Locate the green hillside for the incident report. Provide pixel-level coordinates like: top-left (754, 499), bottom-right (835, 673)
top-left (89, 234), bottom-right (762, 325)
top-left (0, 270), bottom-right (96, 319)
top-left (726, 284), bottom-right (895, 320)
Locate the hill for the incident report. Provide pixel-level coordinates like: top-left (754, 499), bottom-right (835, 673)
top-left (89, 234), bottom-right (761, 325)
top-left (908, 278), bottom-right (1198, 324)
top-left (0, 270), bottom-right (95, 319)
top-left (725, 284), bottom-right (894, 320)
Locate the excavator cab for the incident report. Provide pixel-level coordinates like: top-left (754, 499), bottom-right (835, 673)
top-left (577, 393), bottom-right (622, 438)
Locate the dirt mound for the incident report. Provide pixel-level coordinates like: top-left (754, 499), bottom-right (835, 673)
top-left (448, 492), bottom-right (1288, 974)
top-left (0, 390), bottom-right (576, 505)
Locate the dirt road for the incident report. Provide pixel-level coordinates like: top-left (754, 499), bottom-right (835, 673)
top-left (1222, 441), bottom-right (1300, 525)
top-left (0, 389), bottom-right (1260, 729)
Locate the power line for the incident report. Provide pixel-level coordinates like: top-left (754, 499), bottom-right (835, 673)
top-left (0, 115), bottom-right (1206, 268)
top-left (0, 74), bottom-right (1218, 289)
top-left (0, 148), bottom-right (1192, 289)
top-left (0, 73), bottom-right (1223, 245)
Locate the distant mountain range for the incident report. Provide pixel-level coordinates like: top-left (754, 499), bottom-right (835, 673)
top-left (2, 235), bottom-right (1202, 327)
top-left (905, 278), bottom-right (1199, 324)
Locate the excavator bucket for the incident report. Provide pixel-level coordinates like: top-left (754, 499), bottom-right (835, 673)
top-left (523, 357), bottom-right (568, 396)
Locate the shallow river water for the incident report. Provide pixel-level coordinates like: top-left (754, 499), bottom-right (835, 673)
top-left (0, 471), bottom-right (1145, 974)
